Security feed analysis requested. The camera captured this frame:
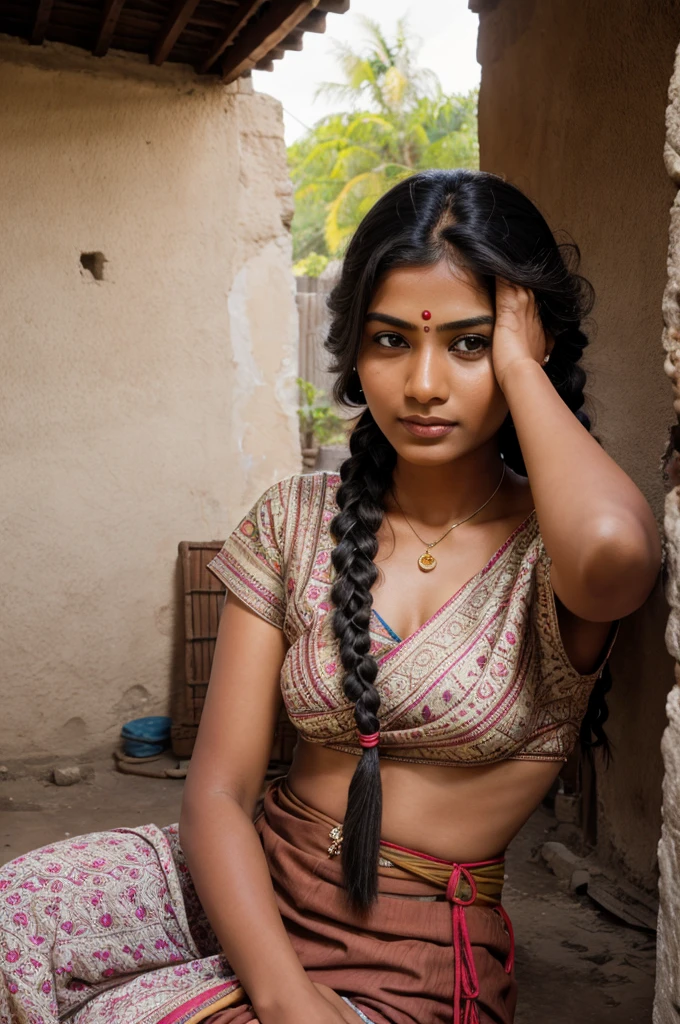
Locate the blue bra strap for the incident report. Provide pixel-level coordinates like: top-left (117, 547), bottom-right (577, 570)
top-left (372, 609), bottom-right (402, 643)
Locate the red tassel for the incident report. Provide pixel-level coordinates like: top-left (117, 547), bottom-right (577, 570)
top-left (447, 866), bottom-right (481, 1024)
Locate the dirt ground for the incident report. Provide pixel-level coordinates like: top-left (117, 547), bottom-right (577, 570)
top-left (1, 758), bottom-right (656, 1023)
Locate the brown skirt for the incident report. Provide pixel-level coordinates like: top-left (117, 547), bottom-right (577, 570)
top-left (207, 779), bottom-right (517, 1024)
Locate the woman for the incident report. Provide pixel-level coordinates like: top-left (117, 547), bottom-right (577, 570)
top-left (0, 169), bottom-right (661, 1024)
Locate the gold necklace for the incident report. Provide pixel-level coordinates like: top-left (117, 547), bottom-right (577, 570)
top-left (389, 462), bottom-right (507, 573)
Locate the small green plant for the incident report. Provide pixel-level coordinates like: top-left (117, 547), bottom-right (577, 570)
top-left (293, 252), bottom-right (330, 278)
top-left (297, 377), bottom-right (347, 448)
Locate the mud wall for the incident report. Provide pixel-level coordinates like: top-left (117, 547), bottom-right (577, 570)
top-left (0, 38), bottom-right (301, 758)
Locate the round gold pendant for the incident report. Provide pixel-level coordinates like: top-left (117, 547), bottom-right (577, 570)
top-left (418, 551), bottom-right (437, 572)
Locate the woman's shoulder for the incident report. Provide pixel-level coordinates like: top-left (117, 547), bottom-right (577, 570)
top-left (270, 469), bottom-right (341, 512)
top-left (256, 470), bottom-right (340, 556)
top-left (246, 470), bottom-right (339, 515)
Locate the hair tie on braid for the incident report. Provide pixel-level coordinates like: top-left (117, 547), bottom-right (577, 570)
top-left (358, 731), bottom-right (380, 748)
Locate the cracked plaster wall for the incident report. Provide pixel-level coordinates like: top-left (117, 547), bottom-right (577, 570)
top-left (475, 0), bottom-right (678, 893)
top-left (0, 39), bottom-right (300, 758)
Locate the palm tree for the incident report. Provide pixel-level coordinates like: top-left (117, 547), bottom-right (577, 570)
top-left (315, 16), bottom-right (439, 116)
top-left (288, 17), bottom-right (479, 259)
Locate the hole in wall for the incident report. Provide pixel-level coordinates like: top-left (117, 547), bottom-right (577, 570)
top-left (80, 251), bottom-right (106, 281)
top-left (59, 716), bottom-right (88, 745)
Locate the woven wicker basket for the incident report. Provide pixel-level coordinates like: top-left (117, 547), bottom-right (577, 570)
top-left (171, 541), bottom-right (297, 765)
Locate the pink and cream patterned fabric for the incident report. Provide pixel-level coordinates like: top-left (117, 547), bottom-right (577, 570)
top-left (207, 471), bottom-right (620, 767)
top-left (0, 825), bottom-right (243, 1024)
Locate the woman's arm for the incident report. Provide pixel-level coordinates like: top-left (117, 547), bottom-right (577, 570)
top-left (493, 279), bottom-right (662, 622)
top-left (179, 594), bottom-right (354, 1024)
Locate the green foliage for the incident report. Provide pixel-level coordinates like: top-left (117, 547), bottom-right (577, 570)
top-left (296, 377), bottom-right (347, 448)
top-left (293, 252), bottom-right (330, 278)
top-left (288, 15), bottom-right (479, 260)
top-left (314, 16), bottom-right (440, 116)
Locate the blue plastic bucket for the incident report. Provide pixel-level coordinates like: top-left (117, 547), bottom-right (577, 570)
top-left (121, 716), bottom-right (172, 758)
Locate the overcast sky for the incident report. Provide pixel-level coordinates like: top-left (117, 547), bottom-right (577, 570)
top-left (252, 0), bottom-right (481, 145)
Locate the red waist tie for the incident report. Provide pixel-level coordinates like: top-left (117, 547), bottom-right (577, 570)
top-left (382, 842), bottom-right (515, 1024)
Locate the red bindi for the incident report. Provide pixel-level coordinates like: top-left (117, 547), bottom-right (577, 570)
top-left (421, 310), bottom-right (432, 320)
top-left (423, 325), bottom-right (430, 332)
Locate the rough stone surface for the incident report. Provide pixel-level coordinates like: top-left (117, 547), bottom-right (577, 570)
top-left (655, 34), bottom-right (680, 1021)
top-left (0, 42), bottom-right (300, 758)
top-left (656, 609), bottom-right (680, 1020)
top-left (52, 766), bottom-right (82, 786)
top-left (655, 687), bottom-right (680, 1020)
top-left (475, 0), bottom-right (676, 896)
top-left (540, 841), bottom-right (585, 881)
top-left (569, 869), bottom-right (590, 894)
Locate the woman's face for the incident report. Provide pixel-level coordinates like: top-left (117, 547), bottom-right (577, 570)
top-left (355, 259), bottom-right (509, 467)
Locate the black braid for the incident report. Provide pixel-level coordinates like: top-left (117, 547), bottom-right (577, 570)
top-left (329, 410), bottom-right (396, 909)
top-left (579, 664), bottom-right (613, 764)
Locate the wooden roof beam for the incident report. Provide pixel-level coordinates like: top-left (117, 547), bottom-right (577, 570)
top-left (212, 0), bottom-right (321, 81)
top-left (191, 15), bottom-right (233, 29)
top-left (31, 0), bottom-right (54, 44)
top-left (280, 29), bottom-right (304, 51)
top-left (298, 10), bottom-right (327, 32)
top-left (151, 0), bottom-right (201, 65)
top-left (93, 0), bottom-right (126, 57)
top-left (197, 0), bottom-right (267, 75)
top-left (316, 0), bottom-right (350, 13)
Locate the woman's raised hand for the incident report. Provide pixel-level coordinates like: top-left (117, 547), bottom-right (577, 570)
top-left (492, 278), bottom-right (551, 391)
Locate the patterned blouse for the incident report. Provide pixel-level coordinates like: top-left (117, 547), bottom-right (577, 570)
top-left (207, 471), bottom-right (620, 767)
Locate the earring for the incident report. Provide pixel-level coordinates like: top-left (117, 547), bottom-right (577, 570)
top-left (542, 354), bottom-right (550, 364)
top-left (352, 365), bottom-right (364, 399)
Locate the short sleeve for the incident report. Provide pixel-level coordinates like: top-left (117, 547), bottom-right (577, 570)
top-left (532, 534), bottom-right (621, 681)
top-left (207, 478), bottom-right (293, 630)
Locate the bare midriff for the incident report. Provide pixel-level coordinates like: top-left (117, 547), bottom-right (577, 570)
top-left (286, 738), bottom-right (563, 864)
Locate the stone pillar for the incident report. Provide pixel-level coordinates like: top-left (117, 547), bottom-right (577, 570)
top-left (655, 40), bottom-right (680, 1023)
